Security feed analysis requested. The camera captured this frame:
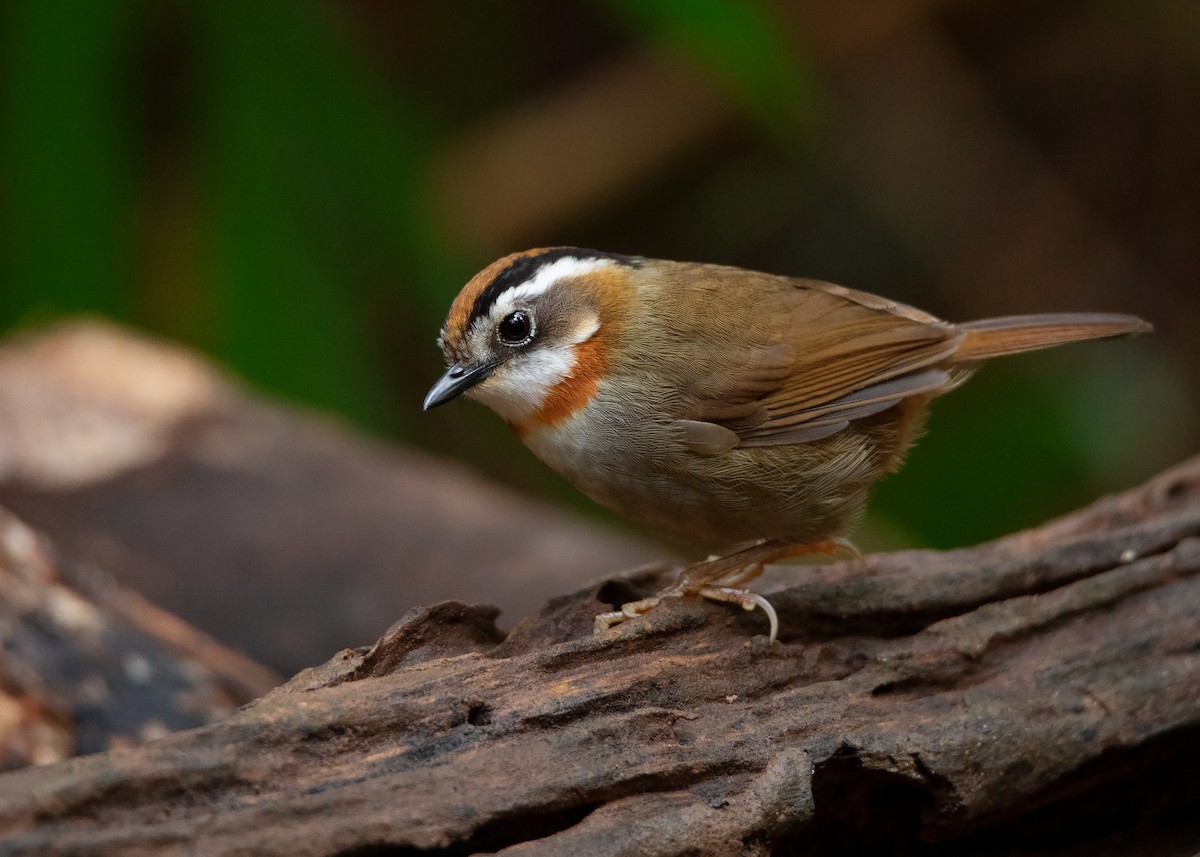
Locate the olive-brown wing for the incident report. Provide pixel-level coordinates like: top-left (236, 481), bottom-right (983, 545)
top-left (678, 278), bottom-right (964, 453)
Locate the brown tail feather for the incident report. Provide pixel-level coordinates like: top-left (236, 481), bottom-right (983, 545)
top-left (954, 313), bottom-right (1151, 362)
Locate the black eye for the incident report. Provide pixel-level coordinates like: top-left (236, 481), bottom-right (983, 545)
top-left (497, 310), bottom-right (533, 345)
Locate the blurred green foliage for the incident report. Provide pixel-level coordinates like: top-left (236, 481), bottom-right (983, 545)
top-left (3, 1), bottom-right (135, 324)
top-left (602, 0), bottom-right (819, 134)
top-left (1, 0), bottom-right (1193, 553)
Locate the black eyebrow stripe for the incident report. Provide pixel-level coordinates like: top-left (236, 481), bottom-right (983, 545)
top-left (468, 247), bottom-right (642, 326)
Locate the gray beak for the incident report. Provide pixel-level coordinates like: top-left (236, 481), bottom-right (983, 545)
top-left (423, 362), bottom-right (496, 410)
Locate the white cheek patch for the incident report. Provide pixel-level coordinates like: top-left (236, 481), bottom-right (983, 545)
top-left (469, 313), bottom-right (601, 422)
top-left (470, 345), bottom-right (577, 421)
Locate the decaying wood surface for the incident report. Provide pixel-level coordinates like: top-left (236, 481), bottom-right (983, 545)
top-left (1, 457), bottom-right (1199, 856)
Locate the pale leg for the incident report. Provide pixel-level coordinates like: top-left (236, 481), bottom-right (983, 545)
top-left (594, 537), bottom-right (861, 641)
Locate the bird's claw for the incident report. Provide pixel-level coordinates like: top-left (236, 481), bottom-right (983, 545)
top-left (593, 596), bottom-right (662, 635)
top-left (826, 536), bottom-right (864, 561)
top-left (698, 586), bottom-right (779, 643)
top-left (592, 537), bottom-right (855, 641)
top-left (593, 589), bottom-right (778, 643)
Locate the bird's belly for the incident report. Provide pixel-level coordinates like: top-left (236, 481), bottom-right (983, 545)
top-left (521, 400), bottom-right (878, 554)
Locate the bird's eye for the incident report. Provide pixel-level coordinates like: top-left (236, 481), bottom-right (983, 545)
top-left (497, 310), bottom-right (534, 345)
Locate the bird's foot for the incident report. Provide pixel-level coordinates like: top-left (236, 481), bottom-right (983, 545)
top-left (593, 596), bottom-right (663, 635)
top-left (697, 585), bottom-right (779, 643)
top-left (592, 536), bottom-right (860, 641)
top-left (592, 588), bottom-right (778, 642)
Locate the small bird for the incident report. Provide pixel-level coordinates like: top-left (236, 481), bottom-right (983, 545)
top-left (424, 248), bottom-right (1150, 640)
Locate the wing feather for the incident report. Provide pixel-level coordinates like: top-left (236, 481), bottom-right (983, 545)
top-left (682, 277), bottom-right (960, 450)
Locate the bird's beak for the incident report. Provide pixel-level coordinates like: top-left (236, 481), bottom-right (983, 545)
top-left (423, 362), bottom-right (496, 410)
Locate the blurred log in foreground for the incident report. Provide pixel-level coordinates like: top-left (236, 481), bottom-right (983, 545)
top-left (1, 456), bottom-right (1198, 856)
top-left (0, 505), bottom-right (277, 772)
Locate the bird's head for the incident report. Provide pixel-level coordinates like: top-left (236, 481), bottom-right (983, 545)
top-left (424, 248), bottom-right (641, 430)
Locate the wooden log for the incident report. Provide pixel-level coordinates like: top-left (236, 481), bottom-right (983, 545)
top-left (0, 506), bottom-right (278, 772)
top-left (0, 457), bottom-right (1197, 856)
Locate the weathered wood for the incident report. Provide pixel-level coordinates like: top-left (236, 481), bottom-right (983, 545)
top-left (1, 458), bottom-right (1198, 856)
top-left (0, 506), bottom-right (278, 772)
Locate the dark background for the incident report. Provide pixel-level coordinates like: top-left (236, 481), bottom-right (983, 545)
top-left (2, 0), bottom-right (1196, 553)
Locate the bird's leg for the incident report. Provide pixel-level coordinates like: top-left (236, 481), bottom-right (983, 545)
top-left (697, 584), bottom-right (779, 643)
top-left (662, 537), bottom-right (859, 596)
top-left (707, 561), bottom-right (766, 589)
top-left (593, 537), bottom-right (861, 640)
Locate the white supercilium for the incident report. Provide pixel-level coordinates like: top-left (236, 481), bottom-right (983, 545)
top-left (496, 256), bottom-right (613, 307)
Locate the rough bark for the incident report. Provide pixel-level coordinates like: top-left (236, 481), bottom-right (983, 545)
top-left (1, 456), bottom-right (1198, 856)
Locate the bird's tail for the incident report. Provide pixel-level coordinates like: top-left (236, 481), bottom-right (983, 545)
top-left (953, 313), bottom-right (1151, 362)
